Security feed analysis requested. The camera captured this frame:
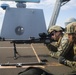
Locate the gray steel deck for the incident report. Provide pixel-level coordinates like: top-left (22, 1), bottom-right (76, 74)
top-left (0, 41), bottom-right (72, 75)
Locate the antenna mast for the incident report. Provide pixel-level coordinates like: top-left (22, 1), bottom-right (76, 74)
top-left (48, 0), bottom-right (70, 30)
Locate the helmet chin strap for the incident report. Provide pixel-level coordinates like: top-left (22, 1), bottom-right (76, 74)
top-left (56, 32), bottom-right (62, 41)
top-left (72, 34), bottom-right (76, 43)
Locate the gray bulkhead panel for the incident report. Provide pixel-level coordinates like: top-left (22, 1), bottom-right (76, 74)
top-left (1, 8), bottom-right (47, 40)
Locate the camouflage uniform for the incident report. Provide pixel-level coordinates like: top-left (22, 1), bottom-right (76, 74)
top-left (48, 25), bottom-right (69, 59)
top-left (49, 34), bottom-right (69, 59)
top-left (59, 22), bottom-right (76, 71)
top-left (59, 43), bottom-right (76, 71)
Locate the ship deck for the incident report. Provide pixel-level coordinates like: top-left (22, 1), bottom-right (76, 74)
top-left (0, 41), bottom-right (72, 75)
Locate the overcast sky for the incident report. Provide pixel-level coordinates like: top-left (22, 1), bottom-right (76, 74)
top-left (0, 0), bottom-right (76, 31)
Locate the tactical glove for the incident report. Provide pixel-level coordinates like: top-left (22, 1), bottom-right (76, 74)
top-left (73, 55), bottom-right (76, 61)
top-left (58, 56), bottom-right (67, 65)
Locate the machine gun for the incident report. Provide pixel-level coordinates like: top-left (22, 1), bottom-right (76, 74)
top-left (10, 32), bottom-right (52, 44)
top-left (10, 32), bottom-right (53, 59)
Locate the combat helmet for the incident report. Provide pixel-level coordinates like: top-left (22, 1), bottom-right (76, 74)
top-left (48, 25), bottom-right (64, 33)
top-left (65, 18), bottom-right (76, 26)
top-left (66, 22), bottom-right (76, 34)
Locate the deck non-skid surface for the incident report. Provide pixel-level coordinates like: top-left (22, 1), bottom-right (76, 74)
top-left (0, 41), bottom-right (72, 75)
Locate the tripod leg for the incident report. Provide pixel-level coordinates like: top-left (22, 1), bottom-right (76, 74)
top-left (13, 43), bottom-right (18, 59)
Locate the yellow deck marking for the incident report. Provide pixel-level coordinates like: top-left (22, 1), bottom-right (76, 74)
top-left (0, 65), bottom-right (45, 69)
top-left (31, 44), bottom-right (41, 63)
top-left (46, 62), bottom-right (63, 66)
top-left (0, 47), bottom-right (31, 48)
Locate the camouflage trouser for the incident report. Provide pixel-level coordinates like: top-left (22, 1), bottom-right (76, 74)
top-left (66, 60), bottom-right (76, 71)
